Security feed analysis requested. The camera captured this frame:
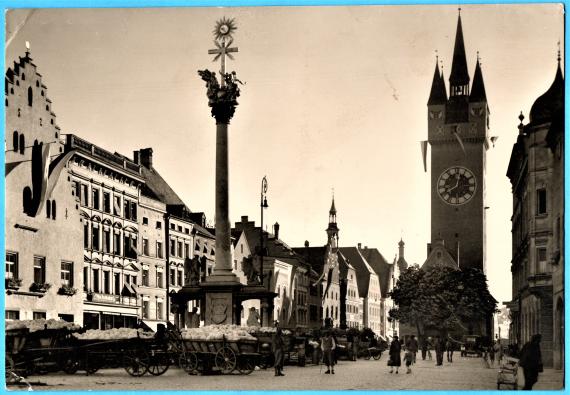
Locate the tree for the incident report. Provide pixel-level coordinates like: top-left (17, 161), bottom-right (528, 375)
top-left (389, 266), bottom-right (497, 337)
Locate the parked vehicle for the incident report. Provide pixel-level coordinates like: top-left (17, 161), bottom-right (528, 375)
top-left (460, 335), bottom-right (483, 357)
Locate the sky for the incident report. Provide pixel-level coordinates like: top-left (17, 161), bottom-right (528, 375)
top-left (5, 4), bottom-right (564, 304)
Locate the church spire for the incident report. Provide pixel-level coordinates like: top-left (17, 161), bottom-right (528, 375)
top-left (327, 194), bottom-right (339, 249)
top-left (449, 11), bottom-right (470, 97)
top-left (428, 55), bottom-right (447, 105)
top-left (469, 54), bottom-right (487, 102)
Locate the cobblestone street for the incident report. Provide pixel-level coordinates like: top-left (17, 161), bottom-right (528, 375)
top-left (12, 355), bottom-right (563, 391)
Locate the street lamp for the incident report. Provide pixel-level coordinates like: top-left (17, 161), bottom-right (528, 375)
top-left (259, 176), bottom-right (268, 287)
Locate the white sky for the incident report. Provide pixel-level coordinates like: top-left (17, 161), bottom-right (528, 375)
top-left (5, 4), bottom-right (564, 304)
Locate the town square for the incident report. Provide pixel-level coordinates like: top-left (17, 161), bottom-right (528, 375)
top-left (3, 3), bottom-right (565, 390)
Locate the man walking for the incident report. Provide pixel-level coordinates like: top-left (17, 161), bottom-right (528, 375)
top-left (434, 335), bottom-right (444, 366)
top-left (272, 323), bottom-right (285, 376)
top-left (321, 330), bottom-right (336, 374)
top-left (519, 334), bottom-right (543, 390)
top-left (446, 336), bottom-right (454, 363)
top-left (406, 335), bottom-right (419, 364)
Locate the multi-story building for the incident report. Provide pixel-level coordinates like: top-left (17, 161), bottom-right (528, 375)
top-left (339, 254), bottom-right (361, 329)
top-left (5, 49), bottom-right (84, 324)
top-left (505, 56), bottom-right (563, 368)
top-left (66, 134), bottom-right (144, 329)
top-left (137, 194), bottom-right (168, 330)
top-left (339, 247), bottom-right (382, 333)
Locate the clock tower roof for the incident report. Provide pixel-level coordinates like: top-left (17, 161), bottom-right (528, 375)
top-left (469, 57), bottom-right (487, 102)
top-left (449, 12), bottom-right (470, 89)
top-left (428, 57), bottom-right (447, 105)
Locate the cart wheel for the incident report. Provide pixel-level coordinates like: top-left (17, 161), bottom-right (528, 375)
top-left (148, 352), bottom-right (170, 376)
top-left (124, 350), bottom-right (150, 377)
top-left (62, 357), bottom-right (80, 375)
top-left (373, 351), bottom-right (382, 360)
top-left (5, 356), bottom-right (17, 384)
top-left (364, 350), bottom-right (372, 360)
top-left (215, 347), bottom-right (236, 374)
top-left (179, 352), bottom-right (199, 375)
top-left (238, 358), bottom-right (255, 375)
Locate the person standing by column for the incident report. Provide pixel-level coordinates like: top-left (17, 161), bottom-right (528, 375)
top-left (388, 335), bottom-right (402, 374)
top-left (272, 323), bottom-right (285, 376)
top-left (519, 334), bottom-right (543, 390)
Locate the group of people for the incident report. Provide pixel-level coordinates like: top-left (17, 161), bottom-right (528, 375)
top-left (388, 334), bottom-right (453, 373)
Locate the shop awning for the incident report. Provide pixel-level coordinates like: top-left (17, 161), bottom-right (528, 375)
top-left (141, 320), bottom-right (166, 333)
top-left (121, 283), bottom-right (137, 296)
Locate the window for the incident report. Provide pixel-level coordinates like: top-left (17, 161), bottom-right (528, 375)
top-left (80, 184), bottom-right (88, 206)
top-left (142, 217), bottom-right (149, 225)
top-left (185, 243), bottom-right (190, 259)
top-left (61, 261), bottom-right (73, 286)
top-left (103, 192), bottom-right (111, 213)
top-left (6, 252), bottom-right (18, 279)
top-left (157, 241), bottom-right (163, 259)
top-left (142, 269), bottom-right (149, 286)
top-left (113, 196), bottom-right (121, 216)
top-left (185, 228), bottom-right (190, 234)
top-left (92, 224), bottom-right (100, 250)
top-left (93, 269), bottom-right (100, 292)
top-left (156, 221), bottom-right (162, 229)
top-left (537, 247), bottom-right (548, 274)
top-left (177, 270), bottom-right (183, 287)
top-left (92, 188), bottom-right (100, 210)
top-left (103, 228), bottom-right (111, 253)
top-left (114, 273), bottom-right (120, 295)
top-left (58, 314), bottom-right (74, 323)
top-left (170, 239), bottom-right (176, 256)
top-left (113, 232), bottom-right (121, 255)
top-left (156, 270), bottom-right (163, 288)
top-left (143, 300), bottom-right (149, 319)
top-left (12, 131), bottom-right (18, 152)
top-left (123, 200), bottom-right (137, 221)
top-left (177, 241), bottom-right (183, 258)
top-left (537, 189), bottom-right (547, 215)
top-left (170, 223), bottom-right (175, 230)
top-left (6, 310), bottom-right (20, 320)
top-left (72, 180), bottom-right (80, 198)
top-left (46, 200), bottom-right (51, 218)
top-left (177, 226), bottom-right (182, 232)
top-left (123, 234), bottom-right (137, 259)
top-left (170, 268), bottom-right (176, 286)
top-left (51, 200), bottom-right (56, 220)
top-left (143, 238), bottom-right (149, 256)
top-left (84, 267), bottom-right (88, 291)
top-left (33, 312), bottom-right (47, 320)
top-left (103, 271), bottom-right (110, 294)
top-left (156, 301), bottom-right (163, 320)
top-left (27, 86), bottom-right (32, 106)
top-left (19, 134), bottom-right (25, 154)
top-left (131, 274), bottom-right (136, 286)
top-left (33, 256), bottom-right (46, 284)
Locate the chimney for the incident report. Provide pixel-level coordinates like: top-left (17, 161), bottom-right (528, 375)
top-left (274, 222), bottom-right (280, 240)
top-left (241, 215), bottom-right (248, 223)
top-left (357, 243), bottom-right (362, 249)
top-left (304, 240), bottom-right (309, 248)
top-left (139, 148), bottom-right (153, 168)
top-left (133, 150), bottom-right (140, 165)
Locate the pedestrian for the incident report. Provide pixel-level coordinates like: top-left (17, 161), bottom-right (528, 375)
top-left (321, 330), bottom-right (336, 374)
top-left (489, 343), bottom-right (496, 366)
top-left (434, 335), bottom-right (444, 366)
top-left (426, 337), bottom-right (433, 360)
top-left (406, 335), bottom-right (419, 364)
top-left (421, 337), bottom-right (427, 360)
top-left (388, 335), bottom-right (402, 374)
top-left (446, 336), bottom-right (454, 363)
top-left (519, 334), bottom-right (543, 390)
top-left (404, 349), bottom-right (414, 374)
top-left (272, 323), bottom-right (285, 376)
top-left (495, 340), bottom-right (504, 364)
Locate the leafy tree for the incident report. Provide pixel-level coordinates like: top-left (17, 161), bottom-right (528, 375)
top-left (389, 266), bottom-right (497, 337)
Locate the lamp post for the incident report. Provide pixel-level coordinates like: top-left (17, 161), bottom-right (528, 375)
top-left (259, 176), bottom-right (268, 287)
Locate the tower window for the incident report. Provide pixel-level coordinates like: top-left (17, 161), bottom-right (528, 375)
top-left (5, 99), bottom-right (8, 107)
top-left (51, 119), bottom-right (54, 125)
top-left (536, 189), bottom-right (547, 215)
top-left (21, 73), bottom-right (25, 81)
top-left (19, 134), bottom-right (25, 154)
top-left (46, 200), bottom-right (51, 218)
top-left (27, 87), bottom-right (33, 106)
top-left (12, 131), bottom-right (18, 152)
top-left (36, 81), bottom-right (39, 87)
top-left (51, 200), bottom-right (56, 220)
top-left (41, 90), bottom-right (44, 96)
top-left (10, 88), bottom-right (14, 94)
top-left (46, 105), bottom-right (49, 111)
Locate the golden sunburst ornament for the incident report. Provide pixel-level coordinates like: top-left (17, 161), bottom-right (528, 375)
top-left (213, 17), bottom-right (237, 43)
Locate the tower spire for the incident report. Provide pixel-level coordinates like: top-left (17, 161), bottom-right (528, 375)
top-left (428, 53), bottom-right (447, 105)
top-left (470, 53), bottom-right (487, 102)
top-left (449, 11), bottom-right (470, 96)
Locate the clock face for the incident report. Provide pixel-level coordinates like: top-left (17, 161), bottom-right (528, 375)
top-left (437, 166), bottom-right (477, 205)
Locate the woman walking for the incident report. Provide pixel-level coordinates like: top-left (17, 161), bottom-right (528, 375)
top-left (388, 335), bottom-right (402, 374)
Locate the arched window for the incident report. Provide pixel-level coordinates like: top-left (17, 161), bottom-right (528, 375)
top-left (21, 73), bottom-right (25, 80)
top-left (46, 200), bottom-right (51, 218)
top-left (51, 200), bottom-right (56, 220)
top-left (12, 131), bottom-right (18, 152)
top-left (19, 134), bottom-right (25, 154)
top-left (10, 88), bottom-right (14, 94)
top-left (27, 87), bottom-right (33, 106)
top-left (36, 81), bottom-right (39, 87)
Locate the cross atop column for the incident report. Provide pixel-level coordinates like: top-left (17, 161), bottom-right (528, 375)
top-left (209, 18), bottom-right (239, 86)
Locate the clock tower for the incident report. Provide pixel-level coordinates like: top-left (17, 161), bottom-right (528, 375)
top-left (427, 12), bottom-right (489, 273)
